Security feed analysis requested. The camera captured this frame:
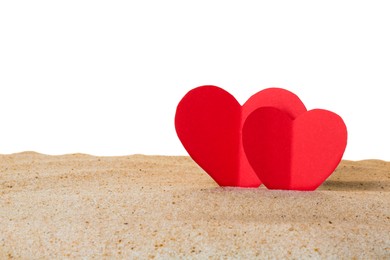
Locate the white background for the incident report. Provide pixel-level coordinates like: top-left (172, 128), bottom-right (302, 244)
top-left (0, 1), bottom-right (389, 160)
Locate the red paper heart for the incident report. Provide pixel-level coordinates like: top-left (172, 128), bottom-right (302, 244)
top-left (243, 107), bottom-right (347, 190)
top-left (175, 85), bottom-right (306, 187)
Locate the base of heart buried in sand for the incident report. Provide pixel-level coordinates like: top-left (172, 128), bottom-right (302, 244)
top-left (1, 152), bottom-right (389, 258)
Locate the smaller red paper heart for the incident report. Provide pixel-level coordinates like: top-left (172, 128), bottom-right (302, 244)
top-left (175, 86), bottom-right (306, 187)
top-left (243, 107), bottom-right (347, 190)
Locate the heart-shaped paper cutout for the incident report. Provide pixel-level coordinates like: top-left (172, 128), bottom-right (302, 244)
top-left (243, 107), bottom-right (347, 190)
top-left (175, 85), bottom-right (307, 187)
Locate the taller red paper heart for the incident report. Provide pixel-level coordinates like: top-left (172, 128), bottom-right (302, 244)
top-left (243, 107), bottom-right (347, 190)
top-left (175, 85), bottom-right (306, 187)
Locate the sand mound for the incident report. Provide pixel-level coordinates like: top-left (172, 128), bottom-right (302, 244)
top-left (1, 152), bottom-right (389, 258)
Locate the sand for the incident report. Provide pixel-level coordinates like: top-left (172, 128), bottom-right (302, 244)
top-left (0, 152), bottom-right (389, 259)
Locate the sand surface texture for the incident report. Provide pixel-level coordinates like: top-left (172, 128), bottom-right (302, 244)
top-left (1, 152), bottom-right (389, 259)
